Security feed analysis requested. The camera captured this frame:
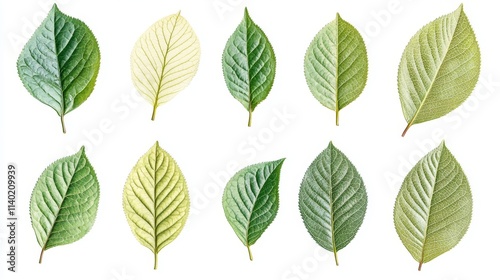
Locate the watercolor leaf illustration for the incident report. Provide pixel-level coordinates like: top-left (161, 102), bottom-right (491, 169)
top-left (222, 7), bottom-right (276, 126)
top-left (30, 147), bottom-right (100, 263)
top-left (304, 13), bottom-right (368, 126)
top-left (131, 12), bottom-right (200, 120)
top-left (394, 141), bottom-right (472, 270)
top-left (398, 4), bottom-right (480, 136)
top-left (299, 142), bottom-right (367, 266)
top-left (123, 142), bottom-right (190, 269)
top-left (222, 158), bottom-right (285, 260)
top-left (17, 4), bottom-right (100, 133)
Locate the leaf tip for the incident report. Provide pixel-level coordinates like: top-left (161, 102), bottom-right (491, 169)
top-left (243, 7), bottom-right (251, 20)
top-left (79, 146), bottom-right (86, 154)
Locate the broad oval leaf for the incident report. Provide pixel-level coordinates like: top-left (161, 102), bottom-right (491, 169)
top-left (299, 142), bottom-right (367, 266)
top-left (222, 158), bottom-right (285, 260)
top-left (399, 5), bottom-right (480, 136)
top-left (30, 146), bottom-right (100, 263)
top-left (304, 13), bottom-right (368, 126)
top-left (17, 4), bottom-right (101, 134)
top-left (131, 12), bottom-right (201, 121)
top-left (123, 142), bottom-right (190, 269)
top-left (394, 141), bottom-right (472, 270)
top-left (222, 7), bottom-right (276, 127)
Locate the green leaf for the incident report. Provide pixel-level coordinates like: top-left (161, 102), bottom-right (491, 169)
top-left (123, 142), bottom-right (190, 269)
top-left (299, 142), bottom-right (367, 266)
top-left (394, 141), bottom-right (472, 270)
top-left (17, 4), bottom-right (100, 134)
top-left (222, 7), bottom-right (276, 127)
top-left (399, 4), bottom-right (480, 136)
top-left (30, 147), bottom-right (100, 263)
top-left (131, 12), bottom-right (200, 121)
top-left (304, 13), bottom-right (368, 126)
top-left (222, 158), bottom-right (285, 260)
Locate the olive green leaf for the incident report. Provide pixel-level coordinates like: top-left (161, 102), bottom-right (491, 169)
top-left (123, 142), bottom-right (190, 269)
top-left (394, 141), bottom-right (472, 270)
top-left (399, 4), bottom-right (480, 136)
top-left (299, 142), bottom-right (367, 266)
top-left (222, 7), bottom-right (276, 127)
top-left (30, 147), bottom-right (100, 263)
top-left (222, 158), bottom-right (285, 260)
top-left (131, 12), bottom-right (200, 121)
top-left (17, 4), bottom-right (100, 134)
top-left (304, 13), bottom-right (368, 126)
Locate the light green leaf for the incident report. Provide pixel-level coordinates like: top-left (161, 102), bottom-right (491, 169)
top-left (131, 12), bottom-right (200, 121)
top-left (30, 147), bottom-right (100, 263)
top-left (304, 13), bottom-right (368, 126)
top-left (222, 158), bottom-right (285, 260)
top-left (123, 142), bottom-right (190, 269)
top-left (17, 4), bottom-right (101, 133)
top-left (299, 142), bottom-right (367, 266)
top-left (394, 141), bottom-right (472, 270)
top-left (222, 7), bottom-right (276, 127)
top-left (399, 4), bottom-right (480, 136)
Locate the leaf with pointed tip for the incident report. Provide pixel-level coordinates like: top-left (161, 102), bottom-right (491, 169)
top-left (123, 142), bottom-right (190, 269)
top-left (394, 141), bottom-right (472, 270)
top-left (299, 142), bottom-right (367, 266)
top-left (17, 4), bottom-right (101, 133)
top-left (399, 5), bottom-right (480, 136)
top-left (304, 13), bottom-right (368, 126)
top-left (222, 158), bottom-right (285, 260)
top-left (222, 7), bottom-right (276, 127)
top-left (131, 12), bottom-right (200, 121)
top-left (30, 147), bottom-right (100, 263)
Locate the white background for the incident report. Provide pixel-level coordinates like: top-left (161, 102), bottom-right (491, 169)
top-left (1, 0), bottom-right (499, 279)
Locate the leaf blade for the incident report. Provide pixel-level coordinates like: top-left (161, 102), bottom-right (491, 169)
top-left (398, 5), bottom-right (480, 136)
top-left (222, 7), bottom-right (276, 126)
top-left (29, 146), bottom-right (100, 263)
top-left (123, 142), bottom-right (190, 269)
top-left (304, 13), bottom-right (368, 126)
top-left (299, 142), bottom-right (367, 265)
top-left (394, 142), bottom-right (472, 270)
top-left (17, 4), bottom-right (101, 133)
top-left (222, 158), bottom-right (285, 260)
top-left (131, 12), bottom-right (201, 120)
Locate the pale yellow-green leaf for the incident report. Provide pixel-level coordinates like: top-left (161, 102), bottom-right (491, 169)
top-left (131, 12), bottom-right (200, 120)
top-left (123, 142), bottom-right (190, 269)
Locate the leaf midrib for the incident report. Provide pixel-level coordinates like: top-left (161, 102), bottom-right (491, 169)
top-left (42, 152), bottom-right (84, 249)
top-left (244, 15), bottom-right (253, 114)
top-left (152, 12), bottom-right (181, 111)
top-left (50, 9), bottom-right (65, 115)
top-left (153, 144), bottom-right (159, 254)
top-left (418, 147), bottom-right (444, 265)
top-left (406, 11), bottom-right (462, 126)
top-left (327, 149), bottom-right (338, 257)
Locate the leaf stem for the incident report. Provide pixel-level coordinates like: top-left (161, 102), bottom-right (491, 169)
top-left (60, 115), bottom-right (66, 134)
top-left (418, 261), bottom-right (423, 271)
top-left (154, 252), bottom-right (158, 270)
top-left (39, 248), bottom-right (45, 264)
top-left (335, 109), bottom-right (339, 126)
top-left (248, 110), bottom-right (252, 127)
top-left (151, 107), bottom-right (157, 121)
top-left (333, 249), bottom-right (339, 266)
top-left (247, 245), bottom-right (253, 261)
top-left (402, 121), bottom-right (413, 137)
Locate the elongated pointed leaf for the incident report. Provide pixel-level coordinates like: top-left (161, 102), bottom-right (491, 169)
top-left (30, 147), bottom-right (100, 263)
top-left (17, 4), bottom-right (101, 133)
top-left (222, 7), bottom-right (276, 127)
top-left (131, 12), bottom-right (200, 121)
top-left (299, 142), bottom-right (367, 265)
top-left (394, 141), bottom-right (472, 270)
top-left (399, 5), bottom-right (480, 136)
top-left (304, 13), bottom-right (368, 126)
top-left (123, 142), bottom-right (190, 269)
top-left (222, 158), bottom-right (285, 260)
